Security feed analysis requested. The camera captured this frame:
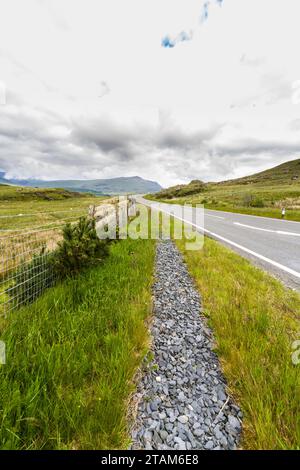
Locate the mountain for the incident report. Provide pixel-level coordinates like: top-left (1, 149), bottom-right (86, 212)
top-left (0, 174), bottom-right (162, 195)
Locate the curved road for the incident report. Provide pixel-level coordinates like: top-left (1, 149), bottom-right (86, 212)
top-left (137, 196), bottom-right (300, 291)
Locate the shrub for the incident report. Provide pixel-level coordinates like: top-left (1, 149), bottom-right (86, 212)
top-left (250, 197), bottom-right (265, 208)
top-left (52, 217), bottom-right (109, 278)
top-left (242, 194), bottom-right (253, 207)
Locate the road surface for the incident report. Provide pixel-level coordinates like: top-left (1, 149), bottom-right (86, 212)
top-left (137, 196), bottom-right (300, 291)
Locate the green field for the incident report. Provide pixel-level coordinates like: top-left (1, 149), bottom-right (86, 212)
top-left (149, 159), bottom-right (300, 221)
top-left (0, 185), bottom-right (105, 231)
top-left (0, 236), bottom-right (155, 449)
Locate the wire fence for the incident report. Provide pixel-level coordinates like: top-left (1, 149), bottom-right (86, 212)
top-left (0, 199), bottom-right (133, 317)
top-left (0, 210), bottom-right (85, 317)
top-left (0, 227), bottom-right (63, 317)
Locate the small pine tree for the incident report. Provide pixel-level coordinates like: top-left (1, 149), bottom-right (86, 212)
top-left (52, 217), bottom-right (109, 278)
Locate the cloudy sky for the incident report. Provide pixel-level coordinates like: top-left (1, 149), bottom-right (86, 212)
top-left (0, 0), bottom-right (300, 187)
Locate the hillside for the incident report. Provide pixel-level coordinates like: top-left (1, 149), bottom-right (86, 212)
top-left (0, 184), bottom-right (90, 202)
top-left (0, 173), bottom-right (162, 195)
top-left (216, 158), bottom-right (300, 187)
top-left (150, 179), bottom-right (206, 199)
top-left (149, 158), bottom-right (300, 221)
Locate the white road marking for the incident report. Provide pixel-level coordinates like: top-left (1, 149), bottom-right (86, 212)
top-left (205, 214), bottom-right (225, 220)
top-left (144, 203), bottom-right (300, 280)
top-left (234, 222), bottom-right (300, 237)
top-left (206, 208), bottom-right (300, 225)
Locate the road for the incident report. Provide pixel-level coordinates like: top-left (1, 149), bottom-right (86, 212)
top-left (137, 196), bottom-right (300, 291)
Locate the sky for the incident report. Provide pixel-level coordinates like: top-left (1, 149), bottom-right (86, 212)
top-left (0, 0), bottom-right (300, 187)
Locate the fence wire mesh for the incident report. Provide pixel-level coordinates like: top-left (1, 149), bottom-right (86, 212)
top-left (0, 209), bottom-right (87, 317)
top-left (0, 227), bottom-right (63, 317)
top-left (0, 200), bottom-right (127, 317)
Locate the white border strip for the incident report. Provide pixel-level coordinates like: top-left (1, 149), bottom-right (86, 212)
top-left (234, 222), bottom-right (300, 237)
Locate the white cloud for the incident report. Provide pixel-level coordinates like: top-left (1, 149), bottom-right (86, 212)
top-left (0, 0), bottom-right (300, 187)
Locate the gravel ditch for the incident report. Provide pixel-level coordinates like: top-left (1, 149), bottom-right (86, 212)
top-left (131, 240), bottom-right (242, 450)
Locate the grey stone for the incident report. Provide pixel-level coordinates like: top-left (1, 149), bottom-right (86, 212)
top-left (205, 440), bottom-right (214, 450)
top-left (178, 415), bottom-right (189, 424)
top-left (130, 241), bottom-right (242, 451)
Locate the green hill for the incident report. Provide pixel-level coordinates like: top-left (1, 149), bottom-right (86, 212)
top-left (149, 158), bottom-right (300, 222)
top-left (0, 184), bottom-right (90, 202)
top-left (217, 158), bottom-right (300, 187)
top-left (150, 179), bottom-right (206, 199)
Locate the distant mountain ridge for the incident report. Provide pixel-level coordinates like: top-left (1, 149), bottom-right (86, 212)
top-left (0, 173), bottom-right (162, 195)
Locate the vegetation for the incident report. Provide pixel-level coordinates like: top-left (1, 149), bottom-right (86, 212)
top-left (0, 185), bottom-right (90, 202)
top-left (5, 217), bottom-right (110, 308)
top-left (52, 217), bottom-right (109, 278)
top-left (0, 184), bottom-right (105, 231)
top-left (149, 158), bottom-right (300, 221)
top-left (0, 236), bottom-right (155, 449)
top-left (176, 233), bottom-right (300, 450)
top-left (152, 179), bottom-right (205, 199)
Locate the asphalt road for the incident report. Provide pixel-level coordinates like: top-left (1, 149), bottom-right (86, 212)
top-left (137, 196), bottom-right (300, 291)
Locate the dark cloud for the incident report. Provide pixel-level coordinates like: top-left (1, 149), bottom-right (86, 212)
top-left (1, 99), bottom-right (299, 186)
top-left (214, 138), bottom-right (300, 157)
top-left (71, 114), bottom-right (221, 161)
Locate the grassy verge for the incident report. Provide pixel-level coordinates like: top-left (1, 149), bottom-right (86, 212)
top-left (201, 204), bottom-right (300, 221)
top-left (146, 195), bottom-right (300, 222)
top-left (176, 234), bottom-right (300, 449)
top-left (0, 236), bottom-right (155, 449)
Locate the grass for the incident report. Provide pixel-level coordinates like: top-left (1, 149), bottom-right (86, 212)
top-left (149, 158), bottom-right (300, 221)
top-left (176, 233), bottom-right (300, 449)
top-left (149, 195), bottom-right (300, 222)
top-left (0, 185), bottom-right (106, 231)
top-left (0, 236), bottom-right (155, 449)
top-left (147, 183), bottom-right (300, 222)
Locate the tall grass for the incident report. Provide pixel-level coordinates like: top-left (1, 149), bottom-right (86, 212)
top-left (0, 237), bottom-right (155, 449)
top-left (176, 235), bottom-right (300, 449)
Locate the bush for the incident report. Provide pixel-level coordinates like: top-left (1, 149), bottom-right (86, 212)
top-left (250, 197), bottom-right (265, 208)
top-left (242, 194), bottom-right (253, 207)
top-left (52, 217), bottom-right (109, 278)
top-left (242, 194), bottom-right (265, 208)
